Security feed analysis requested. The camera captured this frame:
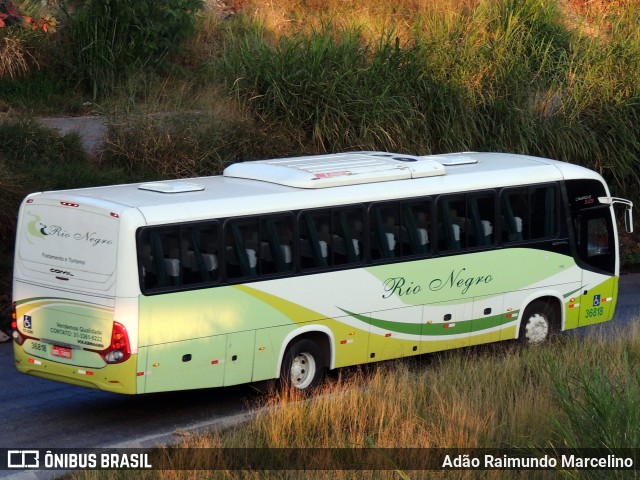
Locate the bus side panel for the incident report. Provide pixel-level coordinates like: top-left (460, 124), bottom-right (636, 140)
top-left (468, 294), bottom-right (506, 345)
top-left (223, 330), bottom-right (256, 386)
top-left (365, 306), bottom-right (422, 362)
top-left (138, 285), bottom-right (297, 391)
top-left (578, 274), bottom-right (618, 328)
top-left (136, 247), bottom-right (592, 392)
top-left (318, 317), bottom-right (368, 368)
top-left (421, 301), bottom-right (474, 354)
top-left (500, 291), bottom-right (525, 340)
top-left (232, 285), bottom-right (370, 370)
top-left (142, 335), bottom-right (228, 393)
top-left (251, 325), bottom-right (296, 382)
top-left (245, 248), bottom-right (583, 364)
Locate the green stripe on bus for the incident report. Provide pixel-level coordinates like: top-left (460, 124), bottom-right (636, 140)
top-left (338, 308), bottom-right (517, 336)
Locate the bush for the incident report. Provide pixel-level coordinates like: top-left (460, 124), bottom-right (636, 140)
top-left (545, 350), bottom-right (640, 479)
top-left (0, 0), bottom-right (58, 80)
top-left (0, 117), bottom-right (88, 185)
top-left (219, 1), bottom-right (640, 207)
top-left (102, 108), bottom-right (298, 178)
top-left (0, 161), bottom-right (25, 238)
top-left (64, 0), bottom-right (204, 99)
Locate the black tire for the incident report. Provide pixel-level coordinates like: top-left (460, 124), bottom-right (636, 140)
top-left (519, 299), bottom-right (557, 345)
top-left (280, 339), bottom-right (326, 391)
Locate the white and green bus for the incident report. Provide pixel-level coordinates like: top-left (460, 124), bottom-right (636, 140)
top-left (12, 152), bottom-right (634, 394)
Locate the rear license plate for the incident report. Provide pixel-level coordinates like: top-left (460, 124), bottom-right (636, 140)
top-left (51, 345), bottom-right (73, 359)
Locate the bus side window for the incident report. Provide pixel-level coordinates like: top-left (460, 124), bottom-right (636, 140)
top-left (299, 211), bottom-right (329, 269)
top-left (530, 185), bottom-right (558, 239)
top-left (181, 223), bottom-right (219, 286)
top-left (260, 215), bottom-right (294, 274)
top-left (402, 200), bottom-right (432, 255)
top-left (138, 227), bottom-right (182, 290)
top-left (370, 203), bottom-right (400, 260)
top-left (438, 196), bottom-right (463, 251)
top-left (299, 207), bottom-right (363, 269)
top-left (468, 193), bottom-right (495, 247)
top-left (332, 207), bottom-right (363, 265)
top-left (501, 189), bottom-right (527, 242)
top-left (225, 218), bottom-right (258, 279)
top-left (138, 230), bottom-right (156, 290)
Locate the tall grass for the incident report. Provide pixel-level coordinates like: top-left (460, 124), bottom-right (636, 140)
top-left (550, 353), bottom-right (640, 450)
top-left (221, 22), bottom-right (467, 153)
top-left (102, 98), bottom-right (299, 177)
top-left (62, 0), bottom-right (204, 100)
top-left (218, 0), bottom-right (640, 204)
top-left (63, 326), bottom-right (640, 480)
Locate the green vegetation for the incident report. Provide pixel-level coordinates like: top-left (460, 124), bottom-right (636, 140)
top-left (1, 2), bottom-right (640, 465)
top-left (64, 0), bottom-right (204, 99)
top-left (2, 0), bottom-right (639, 307)
top-left (62, 327), bottom-right (640, 479)
top-left (219, 0), bottom-right (640, 203)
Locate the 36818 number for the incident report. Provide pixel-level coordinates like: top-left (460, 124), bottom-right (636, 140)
top-left (585, 306), bottom-right (604, 318)
top-left (30, 341), bottom-right (48, 353)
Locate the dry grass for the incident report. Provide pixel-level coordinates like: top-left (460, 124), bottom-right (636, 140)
top-left (101, 90), bottom-right (299, 177)
top-left (0, 34), bottom-right (33, 79)
top-left (60, 324), bottom-right (640, 480)
top-left (183, 327), bottom-right (639, 450)
top-left (233, 0), bottom-right (480, 40)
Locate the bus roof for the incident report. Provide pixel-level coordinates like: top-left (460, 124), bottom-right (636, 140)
top-left (26, 152), bottom-right (607, 225)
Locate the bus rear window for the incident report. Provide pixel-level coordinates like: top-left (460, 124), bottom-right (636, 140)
top-left (16, 203), bottom-right (118, 290)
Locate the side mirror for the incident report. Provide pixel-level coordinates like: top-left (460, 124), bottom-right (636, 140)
top-left (625, 207), bottom-right (634, 233)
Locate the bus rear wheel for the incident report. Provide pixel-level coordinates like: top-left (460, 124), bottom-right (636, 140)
top-left (281, 339), bottom-right (325, 391)
top-left (519, 300), bottom-right (556, 345)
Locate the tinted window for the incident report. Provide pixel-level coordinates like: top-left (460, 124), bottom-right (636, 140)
top-left (501, 185), bottom-right (558, 243)
top-left (299, 207), bottom-right (363, 269)
top-left (370, 199), bottom-right (433, 260)
top-left (438, 192), bottom-right (495, 251)
top-left (225, 214), bottom-right (294, 279)
top-left (138, 223), bottom-right (220, 291)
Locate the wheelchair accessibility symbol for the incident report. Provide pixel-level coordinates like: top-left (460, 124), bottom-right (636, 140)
top-left (593, 295), bottom-right (601, 307)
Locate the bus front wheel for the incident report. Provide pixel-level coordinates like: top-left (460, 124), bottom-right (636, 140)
top-left (519, 300), bottom-right (556, 345)
top-left (281, 339), bottom-right (325, 391)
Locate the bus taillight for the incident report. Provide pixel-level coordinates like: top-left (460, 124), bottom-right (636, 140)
top-left (11, 302), bottom-right (16, 328)
top-left (99, 322), bottom-right (131, 364)
top-left (10, 302), bottom-right (25, 346)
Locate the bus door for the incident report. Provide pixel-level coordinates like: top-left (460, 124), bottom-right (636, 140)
top-left (572, 205), bottom-right (617, 327)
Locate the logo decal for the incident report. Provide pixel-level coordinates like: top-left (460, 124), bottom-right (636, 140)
top-left (25, 210), bottom-right (114, 248)
top-left (7, 450), bottom-right (40, 469)
top-left (23, 315), bottom-right (32, 329)
top-left (26, 211), bottom-right (47, 243)
top-left (593, 294), bottom-right (601, 307)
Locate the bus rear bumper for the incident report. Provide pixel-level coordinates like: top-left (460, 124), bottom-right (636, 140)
top-left (14, 344), bottom-right (138, 394)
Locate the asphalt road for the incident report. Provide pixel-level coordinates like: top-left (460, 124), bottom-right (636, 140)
top-left (0, 354), bottom-right (259, 450)
top-left (1, 273), bottom-right (639, 455)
